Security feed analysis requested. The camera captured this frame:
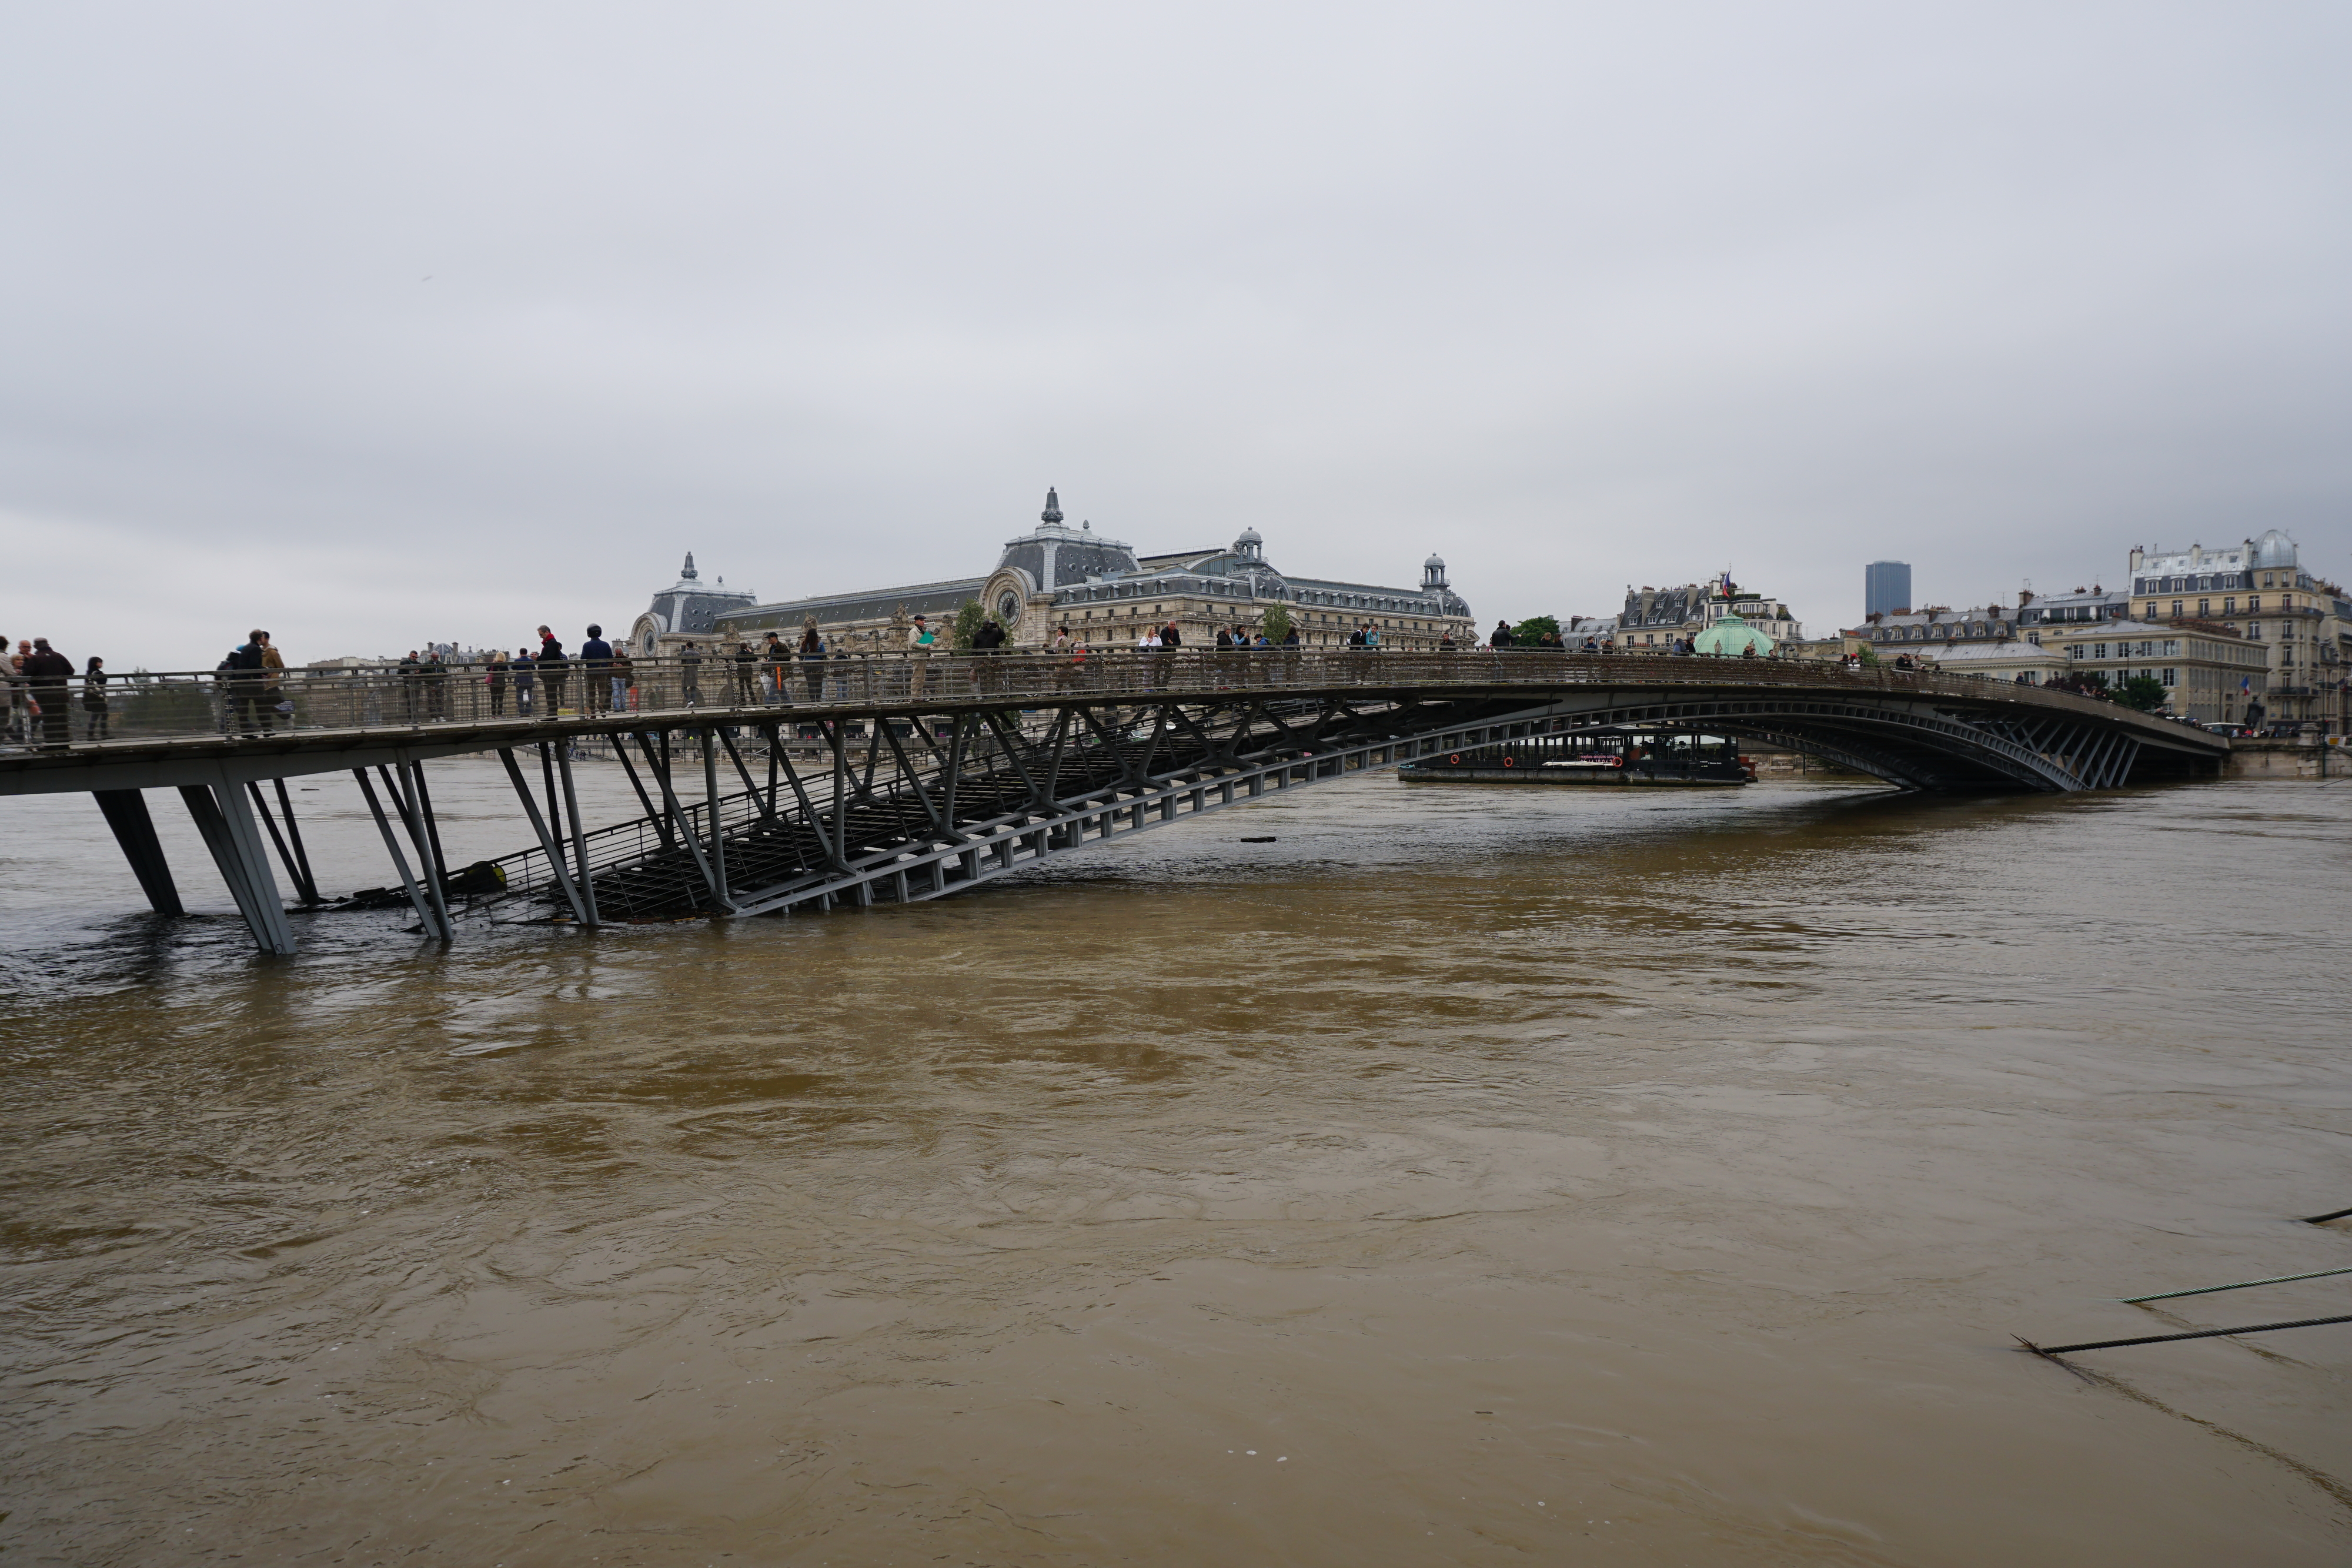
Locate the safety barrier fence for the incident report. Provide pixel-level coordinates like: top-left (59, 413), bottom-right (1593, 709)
top-left (1, 647), bottom-right (2190, 754)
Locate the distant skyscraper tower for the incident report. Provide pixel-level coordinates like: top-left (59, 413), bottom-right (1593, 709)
top-left (1866, 560), bottom-right (1912, 618)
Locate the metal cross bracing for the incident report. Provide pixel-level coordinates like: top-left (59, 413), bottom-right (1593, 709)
top-left (475, 693), bottom-right (1572, 922)
top-left (2, 649), bottom-right (2228, 952)
top-left (470, 686), bottom-right (2183, 925)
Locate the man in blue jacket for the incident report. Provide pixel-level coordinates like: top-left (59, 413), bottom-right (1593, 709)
top-left (580, 624), bottom-right (614, 715)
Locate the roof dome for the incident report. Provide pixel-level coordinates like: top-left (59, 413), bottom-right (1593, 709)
top-left (1693, 613), bottom-right (1777, 658)
top-left (2252, 528), bottom-right (2298, 569)
top-left (1425, 553), bottom-right (1445, 569)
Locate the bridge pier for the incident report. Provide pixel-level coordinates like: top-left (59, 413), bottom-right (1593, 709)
top-left (178, 783), bottom-right (297, 954)
top-left (93, 788), bottom-right (183, 917)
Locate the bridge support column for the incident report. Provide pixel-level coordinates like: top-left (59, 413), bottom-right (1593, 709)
top-left (554, 744), bottom-right (602, 927)
top-left (93, 789), bottom-right (183, 916)
top-left (247, 780), bottom-right (322, 905)
top-left (353, 768), bottom-right (451, 943)
top-left (497, 747), bottom-right (589, 925)
top-left (179, 783), bottom-right (297, 954)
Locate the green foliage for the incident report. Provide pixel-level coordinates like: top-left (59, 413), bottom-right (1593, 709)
top-left (951, 599), bottom-right (985, 652)
top-left (2116, 674), bottom-right (2168, 712)
top-left (1511, 615), bottom-right (1561, 646)
top-left (1260, 603), bottom-right (1293, 643)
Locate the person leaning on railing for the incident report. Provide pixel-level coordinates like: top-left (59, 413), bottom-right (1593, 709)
top-left (421, 646), bottom-right (448, 720)
top-left (797, 626), bottom-right (825, 702)
top-left (223, 631), bottom-right (275, 737)
top-left (908, 614), bottom-right (937, 698)
top-left (763, 631), bottom-right (788, 704)
top-left (2, 638), bottom-right (22, 746)
top-left (610, 646), bottom-right (634, 712)
top-left (81, 655), bottom-right (111, 741)
top-left (258, 631), bottom-right (286, 721)
top-left (580, 624), bottom-right (613, 715)
top-left (535, 627), bottom-right (569, 716)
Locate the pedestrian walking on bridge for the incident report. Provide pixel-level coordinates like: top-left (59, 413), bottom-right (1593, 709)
top-left (512, 648), bottom-right (537, 716)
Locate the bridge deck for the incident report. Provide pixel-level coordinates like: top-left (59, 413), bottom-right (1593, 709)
top-left (0, 650), bottom-right (2223, 795)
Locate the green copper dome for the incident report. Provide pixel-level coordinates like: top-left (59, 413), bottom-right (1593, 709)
top-left (1693, 612), bottom-right (1777, 657)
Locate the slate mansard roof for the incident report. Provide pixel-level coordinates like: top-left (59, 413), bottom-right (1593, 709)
top-left (698, 490), bottom-right (1472, 633)
top-left (641, 553), bottom-right (757, 637)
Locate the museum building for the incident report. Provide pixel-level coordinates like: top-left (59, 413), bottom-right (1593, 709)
top-left (636, 490), bottom-right (1476, 656)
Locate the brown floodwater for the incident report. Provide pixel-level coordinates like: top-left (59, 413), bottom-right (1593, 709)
top-left (4, 762), bottom-right (2351, 1566)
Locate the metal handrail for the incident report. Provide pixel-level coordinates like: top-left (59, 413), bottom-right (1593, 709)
top-left (0, 647), bottom-right (2209, 756)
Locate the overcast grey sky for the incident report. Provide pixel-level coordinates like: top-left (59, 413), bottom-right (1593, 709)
top-left (3, 1), bottom-right (2347, 665)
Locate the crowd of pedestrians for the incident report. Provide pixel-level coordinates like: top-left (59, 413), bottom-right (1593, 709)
top-left (0, 606), bottom-right (1853, 753)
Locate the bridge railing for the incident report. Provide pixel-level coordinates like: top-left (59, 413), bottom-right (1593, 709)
top-left (1, 648), bottom-right (2186, 753)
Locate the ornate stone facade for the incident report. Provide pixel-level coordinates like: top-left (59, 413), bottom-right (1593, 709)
top-left (701, 490), bottom-right (1476, 652)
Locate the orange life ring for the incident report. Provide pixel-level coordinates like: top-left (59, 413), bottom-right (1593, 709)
top-left (1502, 756), bottom-right (1515, 767)
top-left (1448, 754), bottom-right (1461, 764)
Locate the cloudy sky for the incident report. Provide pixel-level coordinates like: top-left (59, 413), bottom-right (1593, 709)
top-left (3, 1), bottom-right (2347, 665)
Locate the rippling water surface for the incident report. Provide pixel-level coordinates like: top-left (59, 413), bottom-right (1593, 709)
top-left (4, 763), bottom-right (2351, 1565)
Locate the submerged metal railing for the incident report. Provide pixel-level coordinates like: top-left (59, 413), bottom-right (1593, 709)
top-left (0, 648), bottom-right (2197, 754)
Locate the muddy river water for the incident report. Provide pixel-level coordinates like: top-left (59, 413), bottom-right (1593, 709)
top-left (3, 763), bottom-right (2350, 1565)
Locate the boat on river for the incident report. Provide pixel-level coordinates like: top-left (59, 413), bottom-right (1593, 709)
top-left (1401, 728), bottom-right (1755, 786)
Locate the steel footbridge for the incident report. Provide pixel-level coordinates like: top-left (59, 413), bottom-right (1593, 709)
top-left (0, 650), bottom-right (2227, 952)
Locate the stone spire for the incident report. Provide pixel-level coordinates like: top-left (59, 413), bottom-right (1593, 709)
top-left (680, 551), bottom-right (698, 581)
top-left (1041, 487), bottom-right (1063, 526)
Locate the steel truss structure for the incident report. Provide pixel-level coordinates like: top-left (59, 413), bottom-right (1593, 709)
top-left (475, 684), bottom-right (2184, 925)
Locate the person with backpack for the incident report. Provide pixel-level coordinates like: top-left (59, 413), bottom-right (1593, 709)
top-left (535, 627), bottom-right (569, 717)
top-left (81, 655), bottom-right (111, 741)
top-left (222, 631), bottom-right (273, 736)
top-left (20, 638), bottom-right (74, 749)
